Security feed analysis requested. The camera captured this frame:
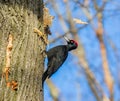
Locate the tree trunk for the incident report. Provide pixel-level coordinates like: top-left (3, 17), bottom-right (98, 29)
top-left (0, 0), bottom-right (45, 101)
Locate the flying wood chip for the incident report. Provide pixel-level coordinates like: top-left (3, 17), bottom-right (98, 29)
top-left (73, 18), bottom-right (88, 24)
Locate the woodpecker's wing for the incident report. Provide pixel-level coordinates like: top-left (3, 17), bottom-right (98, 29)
top-left (46, 45), bottom-right (68, 61)
top-left (46, 45), bottom-right (68, 78)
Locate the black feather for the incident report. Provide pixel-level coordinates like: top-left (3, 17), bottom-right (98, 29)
top-left (42, 69), bottom-right (48, 88)
top-left (42, 40), bottom-right (77, 87)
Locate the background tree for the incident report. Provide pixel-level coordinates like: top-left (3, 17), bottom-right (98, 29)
top-left (44, 0), bottom-right (120, 101)
top-left (0, 0), bottom-right (52, 101)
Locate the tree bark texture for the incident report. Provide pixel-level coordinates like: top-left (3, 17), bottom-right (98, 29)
top-left (0, 0), bottom-right (45, 101)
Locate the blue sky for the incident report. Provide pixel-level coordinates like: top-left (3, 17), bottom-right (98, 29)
top-left (44, 1), bottom-right (120, 101)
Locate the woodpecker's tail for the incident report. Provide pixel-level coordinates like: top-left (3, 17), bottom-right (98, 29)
top-left (42, 70), bottom-right (48, 88)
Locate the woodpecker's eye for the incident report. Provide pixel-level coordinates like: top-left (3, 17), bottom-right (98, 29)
top-left (70, 40), bottom-right (74, 44)
top-left (69, 40), bottom-right (78, 47)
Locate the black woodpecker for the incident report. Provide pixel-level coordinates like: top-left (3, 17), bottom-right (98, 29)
top-left (42, 37), bottom-right (78, 87)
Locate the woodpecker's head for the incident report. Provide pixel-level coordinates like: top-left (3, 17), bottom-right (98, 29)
top-left (64, 36), bottom-right (78, 51)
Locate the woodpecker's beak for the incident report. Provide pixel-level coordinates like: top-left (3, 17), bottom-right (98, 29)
top-left (64, 36), bottom-right (70, 43)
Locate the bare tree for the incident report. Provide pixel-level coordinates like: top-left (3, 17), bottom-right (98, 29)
top-left (0, 0), bottom-right (50, 101)
top-left (44, 0), bottom-right (120, 101)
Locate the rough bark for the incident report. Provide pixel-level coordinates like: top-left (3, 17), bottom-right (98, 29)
top-left (0, 0), bottom-right (45, 101)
